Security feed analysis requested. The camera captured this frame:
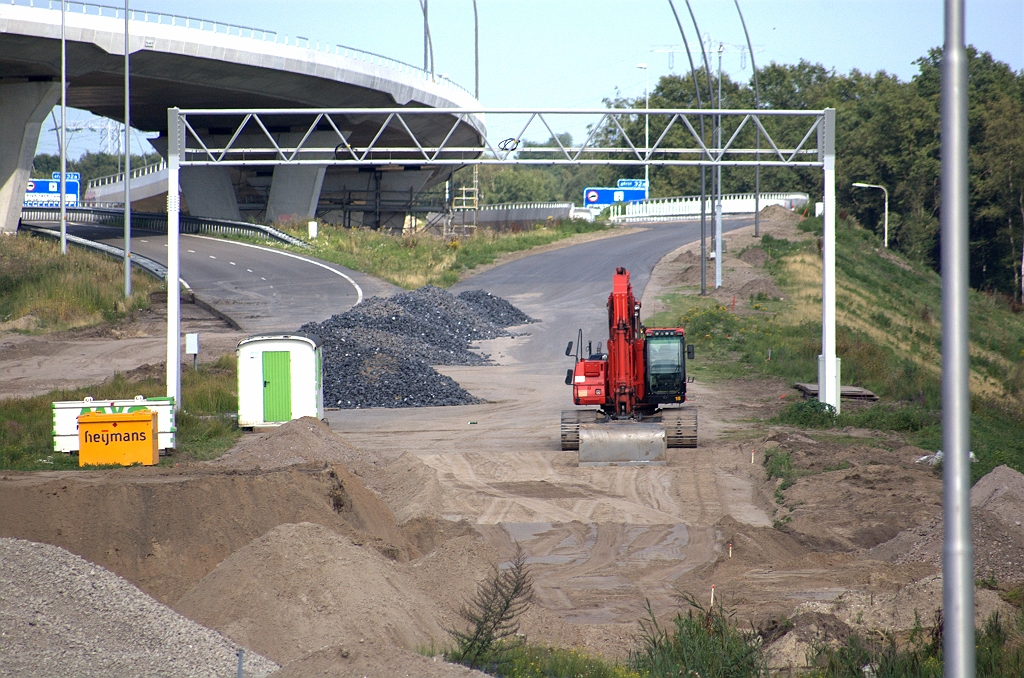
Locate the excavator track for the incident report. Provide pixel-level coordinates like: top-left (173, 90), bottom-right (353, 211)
top-left (660, 407), bottom-right (698, 448)
top-left (562, 408), bottom-right (697, 450)
top-left (560, 410), bottom-right (601, 451)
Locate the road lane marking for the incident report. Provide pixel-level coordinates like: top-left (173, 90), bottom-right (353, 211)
top-left (230, 262), bottom-right (236, 266)
top-left (209, 255), bottom-right (216, 259)
top-left (185, 234), bottom-right (364, 304)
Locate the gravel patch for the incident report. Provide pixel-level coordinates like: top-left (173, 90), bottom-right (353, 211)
top-left (301, 286), bottom-right (531, 409)
top-left (0, 538), bottom-right (278, 678)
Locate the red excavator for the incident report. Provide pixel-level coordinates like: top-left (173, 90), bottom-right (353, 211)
top-left (561, 267), bottom-right (697, 459)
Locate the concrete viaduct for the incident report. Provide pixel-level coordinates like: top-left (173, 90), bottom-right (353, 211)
top-left (0, 0), bottom-right (483, 234)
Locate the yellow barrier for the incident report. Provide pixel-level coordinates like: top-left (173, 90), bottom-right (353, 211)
top-left (77, 410), bottom-right (158, 467)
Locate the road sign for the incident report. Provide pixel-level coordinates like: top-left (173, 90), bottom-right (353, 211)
top-left (582, 187), bottom-right (646, 206)
top-left (616, 178), bottom-right (648, 189)
top-left (24, 175), bottom-right (80, 207)
top-left (51, 172), bottom-right (81, 181)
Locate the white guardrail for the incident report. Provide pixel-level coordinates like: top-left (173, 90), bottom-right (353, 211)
top-left (10, 0), bottom-right (470, 95)
top-left (87, 162), bottom-right (166, 190)
top-left (609, 192), bottom-right (809, 223)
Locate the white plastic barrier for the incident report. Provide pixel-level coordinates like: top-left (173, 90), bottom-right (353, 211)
top-left (52, 396), bottom-right (176, 453)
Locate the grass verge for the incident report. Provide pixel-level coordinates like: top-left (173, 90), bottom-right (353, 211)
top-left (270, 219), bottom-right (609, 289)
top-left (0, 354), bottom-right (240, 470)
top-left (0, 232), bottom-right (161, 331)
top-left (647, 219), bottom-right (1024, 482)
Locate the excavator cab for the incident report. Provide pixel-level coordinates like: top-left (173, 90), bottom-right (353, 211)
top-left (643, 330), bottom-right (695, 404)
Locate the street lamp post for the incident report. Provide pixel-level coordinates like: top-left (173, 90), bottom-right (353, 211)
top-left (636, 63), bottom-right (649, 199)
top-left (852, 182), bottom-right (888, 248)
top-left (59, 0), bottom-right (67, 254)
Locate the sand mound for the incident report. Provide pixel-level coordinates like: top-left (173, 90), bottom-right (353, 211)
top-left (274, 646), bottom-right (489, 678)
top-left (739, 247), bottom-right (768, 267)
top-left (972, 464), bottom-right (1024, 527)
top-left (175, 522), bottom-right (449, 666)
top-left (215, 417), bottom-right (376, 470)
top-left (759, 204), bottom-right (803, 223)
top-left (0, 538), bottom-right (277, 678)
top-left (737, 277), bottom-right (783, 302)
top-left (0, 462), bottom-right (415, 605)
top-left (867, 465), bottom-right (1024, 585)
top-left (366, 452), bottom-right (448, 524)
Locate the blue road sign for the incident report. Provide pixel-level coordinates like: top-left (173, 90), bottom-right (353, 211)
top-left (583, 187), bottom-right (646, 207)
top-left (51, 172), bottom-right (81, 182)
top-left (25, 176), bottom-right (80, 207)
top-left (616, 178), bottom-right (648, 189)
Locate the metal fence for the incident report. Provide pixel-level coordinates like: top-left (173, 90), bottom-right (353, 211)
top-left (19, 207), bottom-right (308, 248)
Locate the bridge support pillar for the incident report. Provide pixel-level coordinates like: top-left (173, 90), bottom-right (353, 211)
top-left (266, 166), bottom-right (326, 224)
top-left (0, 81), bottom-right (61, 235)
top-left (150, 137), bottom-right (241, 221)
top-left (178, 167), bottom-right (242, 221)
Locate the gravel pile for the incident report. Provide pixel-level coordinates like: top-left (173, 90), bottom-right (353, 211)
top-left (457, 289), bottom-right (535, 328)
top-left (0, 538), bottom-right (278, 678)
top-left (301, 286), bottom-right (532, 409)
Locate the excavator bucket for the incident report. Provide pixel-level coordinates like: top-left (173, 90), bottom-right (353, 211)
top-left (577, 421), bottom-right (666, 466)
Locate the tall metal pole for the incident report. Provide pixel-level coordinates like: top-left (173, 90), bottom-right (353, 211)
top-left (123, 0), bottom-right (132, 297)
top-left (645, 66), bottom-right (650, 198)
top-left (472, 0), bottom-right (479, 99)
top-left (819, 109), bottom-right (839, 413)
top-left (59, 0), bottom-right (67, 255)
top-left (684, 0), bottom-right (713, 296)
top-left (667, 0), bottom-right (706, 294)
top-left (733, 0), bottom-right (760, 236)
top-left (714, 43), bottom-right (723, 289)
top-left (941, 0), bottom-right (974, 675)
top-left (166, 108), bottom-right (182, 411)
top-left (636, 63), bottom-right (650, 199)
top-left (422, 0), bottom-right (428, 71)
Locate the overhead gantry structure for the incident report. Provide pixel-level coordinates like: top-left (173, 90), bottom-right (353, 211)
top-left (163, 106), bottom-right (840, 418)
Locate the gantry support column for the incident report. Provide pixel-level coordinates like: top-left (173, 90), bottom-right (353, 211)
top-left (0, 81), bottom-right (62, 234)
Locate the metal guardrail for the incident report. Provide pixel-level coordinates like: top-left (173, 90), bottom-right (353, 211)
top-left (20, 224), bottom-right (168, 280)
top-left (87, 162), bottom-right (167, 190)
top-left (478, 202), bottom-right (575, 211)
top-left (19, 207), bottom-right (310, 248)
top-left (10, 0), bottom-right (471, 95)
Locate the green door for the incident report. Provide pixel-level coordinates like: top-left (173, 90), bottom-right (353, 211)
top-left (262, 351), bottom-right (292, 422)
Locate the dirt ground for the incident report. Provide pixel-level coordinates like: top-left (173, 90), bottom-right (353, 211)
top-left (4, 210), bottom-right (1024, 676)
top-left (0, 296), bottom-right (243, 398)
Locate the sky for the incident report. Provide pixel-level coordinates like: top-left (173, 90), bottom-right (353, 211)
top-left (38, 0), bottom-right (1024, 158)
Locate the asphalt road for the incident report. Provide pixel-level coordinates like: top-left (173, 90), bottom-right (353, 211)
top-left (61, 224), bottom-right (398, 333)
top-left (451, 216), bottom-right (752, 369)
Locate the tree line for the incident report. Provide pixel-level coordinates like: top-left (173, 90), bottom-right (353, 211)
top-left (453, 47), bottom-right (1023, 301)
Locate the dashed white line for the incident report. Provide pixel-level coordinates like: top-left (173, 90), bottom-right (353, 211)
top-left (229, 262), bottom-right (236, 266)
top-left (187, 249), bottom-right (195, 253)
top-left (246, 269), bottom-right (253, 273)
top-left (261, 277), bottom-right (266, 281)
top-left (209, 255), bottom-right (216, 259)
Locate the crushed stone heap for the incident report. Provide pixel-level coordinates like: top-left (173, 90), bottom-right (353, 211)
top-left (300, 286), bottom-right (534, 409)
top-left (0, 538), bottom-right (278, 678)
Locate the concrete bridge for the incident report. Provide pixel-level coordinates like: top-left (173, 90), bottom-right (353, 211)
top-left (0, 0), bottom-right (483, 233)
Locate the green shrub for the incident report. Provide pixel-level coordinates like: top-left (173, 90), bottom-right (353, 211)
top-left (629, 597), bottom-right (767, 677)
top-left (774, 399), bottom-right (837, 428)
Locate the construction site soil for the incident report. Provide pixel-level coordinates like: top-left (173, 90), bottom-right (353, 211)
top-left (4, 212), bottom-right (1024, 676)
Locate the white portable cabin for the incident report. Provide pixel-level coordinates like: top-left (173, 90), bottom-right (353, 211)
top-left (237, 333), bottom-right (324, 427)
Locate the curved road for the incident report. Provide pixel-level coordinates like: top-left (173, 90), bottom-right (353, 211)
top-left (62, 224), bottom-right (398, 333)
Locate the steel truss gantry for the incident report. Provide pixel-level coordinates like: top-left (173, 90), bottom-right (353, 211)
top-left (163, 107), bottom-right (838, 420)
